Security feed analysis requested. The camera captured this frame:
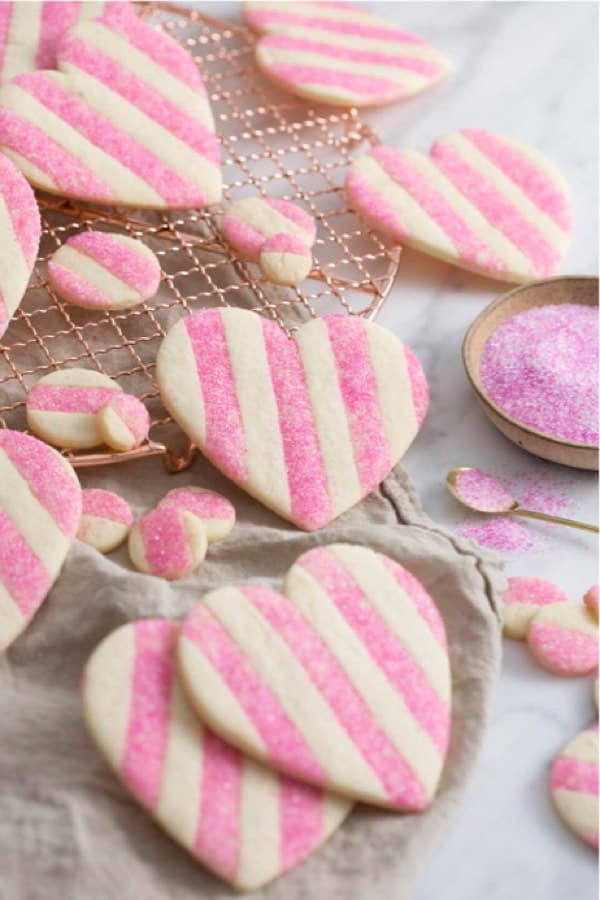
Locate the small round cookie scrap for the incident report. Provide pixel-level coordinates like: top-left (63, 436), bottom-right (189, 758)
top-left (584, 586), bottom-right (599, 619)
top-left (97, 393), bottom-right (150, 453)
top-left (27, 369), bottom-right (122, 450)
top-left (47, 231), bottom-right (161, 311)
top-left (77, 488), bottom-right (133, 553)
top-left (527, 602), bottom-right (599, 676)
top-left (502, 577), bottom-right (567, 640)
top-left (128, 507), bottom-right (207, 580)
top-left (222, 196), bottom-right (316, 261)
top-left (259, 233), bottom-right (313, 285)
top-left (158, 486), bottom-right (235, 543)
top-left (244, 2), bottom-right (451, 108)
top-left (0, 154), bottom-right (41, 340)
top-left (551, 726), bottom-right (598, 848)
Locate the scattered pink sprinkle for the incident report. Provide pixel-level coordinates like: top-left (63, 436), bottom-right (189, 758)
top-left (456, 469), bottom-right (577, 554)
top-left (454, 468), bottom-right (514, 512)
top-left (481, 304), bottom-right (598, 445)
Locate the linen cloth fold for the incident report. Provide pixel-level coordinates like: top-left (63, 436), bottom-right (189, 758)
top-left (0, 455), bottom-right (504, 900)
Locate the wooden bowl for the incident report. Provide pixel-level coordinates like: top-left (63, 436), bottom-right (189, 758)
top-left (463, 276), bottom-right (599, 470)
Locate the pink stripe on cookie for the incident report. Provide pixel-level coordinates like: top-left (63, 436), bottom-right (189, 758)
top-left (0, 152), bottom-right (41, 263)
top-left (0, 428), bottom-right (80, 537)
top-left (36, 2), bottom-right (80, 69)
top-left (158, 487), bottom-right (235, 543)
top-left (82, 488), bottom-right (132, 525)
top-left (265, 62), bottom-right (398, 99)
top-left (121, 620), bottom-right (176, 810)
top-left (326, 316), bottom-right (391, 494)
top-left (372, 146), bottom-right (505, 275)
top-left (245, 5), bottom-right (423, 44)
top-left (279, 778), bottom-right (324, 869)
top-left (245, 582), bottom-right (428, 809)
top-left (403, 346), bottom-right (430, 429)
top-left (98, 393), bottom-right (150, 451)
top-left (0, 103), bottom-right (115, 201)
top-left (463, 129), bottom-right (571, 231)
top-left (68, 232), bottom-right (160, 296)
top-left (552, 756), bottom-right (599, 797)
top-left (551, 726), bottom-right (599, 848)
top-left (182, 603), bottom-right (325, 782)
top-left (262, 317), bottom-right (332, 531)
top-left (194, 729), bottom-right (243, 880)
top-left (0, 508), bottom-right (49, 617)
top-left (381, 555), bottom-right (447, 648)
top-left (527, 602), bottom-right (599, 675)
top-left (138, 508), bottom-right (193, 579)
top-left (27, 384), bottom-right (118, 414)
top-left (298, 549), bottom-right (449, 755)
top-left (431, 140), bottom-right (561, 276)
top-left (186, 310), bottom-right (247, 483)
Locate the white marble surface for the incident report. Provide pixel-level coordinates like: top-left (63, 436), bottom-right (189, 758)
top-left (201, 2), bottom-right (599, 898)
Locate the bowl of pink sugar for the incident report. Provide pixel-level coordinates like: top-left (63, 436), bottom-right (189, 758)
top-left (463, 276), bottom-right (599, 470)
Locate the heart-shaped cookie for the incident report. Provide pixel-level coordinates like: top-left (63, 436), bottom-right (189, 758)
top-left (178, 544), bottom-right (451, 809)
top-left (0, 5), bottom-right (221, 208)
top-left (244, 2), bottom-right (451, 108)
top-left (345, 132), bottom-right (572, 283)
top-left (0, 153), bottom-right (41, 339)
top-left (157, 308), bottom-right (428, 531)
top-left (0, 429), bottom-right (81, 651)
top-left (83, 619), bottom-right (351, 891)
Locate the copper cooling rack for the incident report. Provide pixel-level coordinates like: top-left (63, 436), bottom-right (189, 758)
top-left (0, 2), bottom-right (401, 471)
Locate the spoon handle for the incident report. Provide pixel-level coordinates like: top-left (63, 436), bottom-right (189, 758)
top-left (513, 508), bottom-right (599, 534)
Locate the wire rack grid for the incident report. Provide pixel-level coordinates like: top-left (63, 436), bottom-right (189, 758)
top-left (0, 2), bottom-right (401, 470)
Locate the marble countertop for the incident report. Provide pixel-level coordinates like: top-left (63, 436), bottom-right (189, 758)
top-left (188, 3), bottom-right (598, 897)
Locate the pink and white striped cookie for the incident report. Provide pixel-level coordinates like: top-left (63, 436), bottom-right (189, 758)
top-left (97, 393), bottom-right (151, 453)
top-left (128, 507), bottom-right (207, 580)
top-left (158, 487), bottom-right (235, 543)
top-left (259, 233), bottom-right (313, 285)
top-left (178, 543), bottom-right (451, 809)
top-left (0, 5), bottom-right (221, 208)
top-left (48, 231), bottom-right (161, 311)
top-left (345, 132), bottom-right (572, 283)
top-left (527, 602), bottom-right (599, 676)
top-left (27, 368), bottom-right (122, 450)
top-left (584, 586), bottom-right (599, 619)
top-left (502, 576), bottom-right (567, 641)
top-left (551, 725), bottom-right (598, 848)
top-left (157, 308), bottom-right (428, 531)
top-left (77, 488), bottom-right (132, 553)
top-left (221, 197), bottom-right (316, 262)
top-left (0, 2), bottom-right (134, 82)
top-left (244, 2), bottom-right (451, 108)
top-left (0, 153), bottom-right (41, 340)
top-left (83, 619), bottom-right (351, 890)
top-left (0, 429), bottom-right (81, 651)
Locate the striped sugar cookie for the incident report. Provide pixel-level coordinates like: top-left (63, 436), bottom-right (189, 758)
top-left (0, 2), bottom-right (134, 83)
top-left (128, 507), bottom-right (207, 580)
top-left (221, 196), bottom-right (316, 262)
top-left (584, 586), bottom-right (599, 619)
top-left (83, 619), bottom-right (351, 889)
top-left (0, 153), bottom-right (41, 340)
top-left (0, 429), bottom-right (81, 652)
top-left (178, 543), bottom-right (451, 809)
top-left (27, 368), bottom-right (122, 450)
top-left (502, 576), bottom-right (567, 641)
top-left (551, 725), bottom-right (598, 848)
top-left (0, 4), bottom-right (221, 208)
top-left (48, 231), bottom-right (161, 311)
top-left (156, 308), bottom-right (428, 531)
top-left (527, 602), bottom-right (599, 676)
top-left (244, 2), bottom-right (451, 108)
top-left (77, 488), bottom-right (132, 553)
top-left (97, 393), bottom-right (151, 453)
top-left (158, 487), bottom-right (235, 543)
top-left (259, 233), bottom-right (313, 285)
top-left (345, 132), bottom-right (572, 284)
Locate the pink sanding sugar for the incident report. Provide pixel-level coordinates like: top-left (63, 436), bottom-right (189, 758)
top-left (453, 468), bottom-right (514, 512)
top-left (480, 304), bottom-right (599, 445)
top-left (456, 470), bottom-right (576, 553)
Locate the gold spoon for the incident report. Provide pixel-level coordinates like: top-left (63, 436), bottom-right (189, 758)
top-left (446, 467), bottom-right (599, 534)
